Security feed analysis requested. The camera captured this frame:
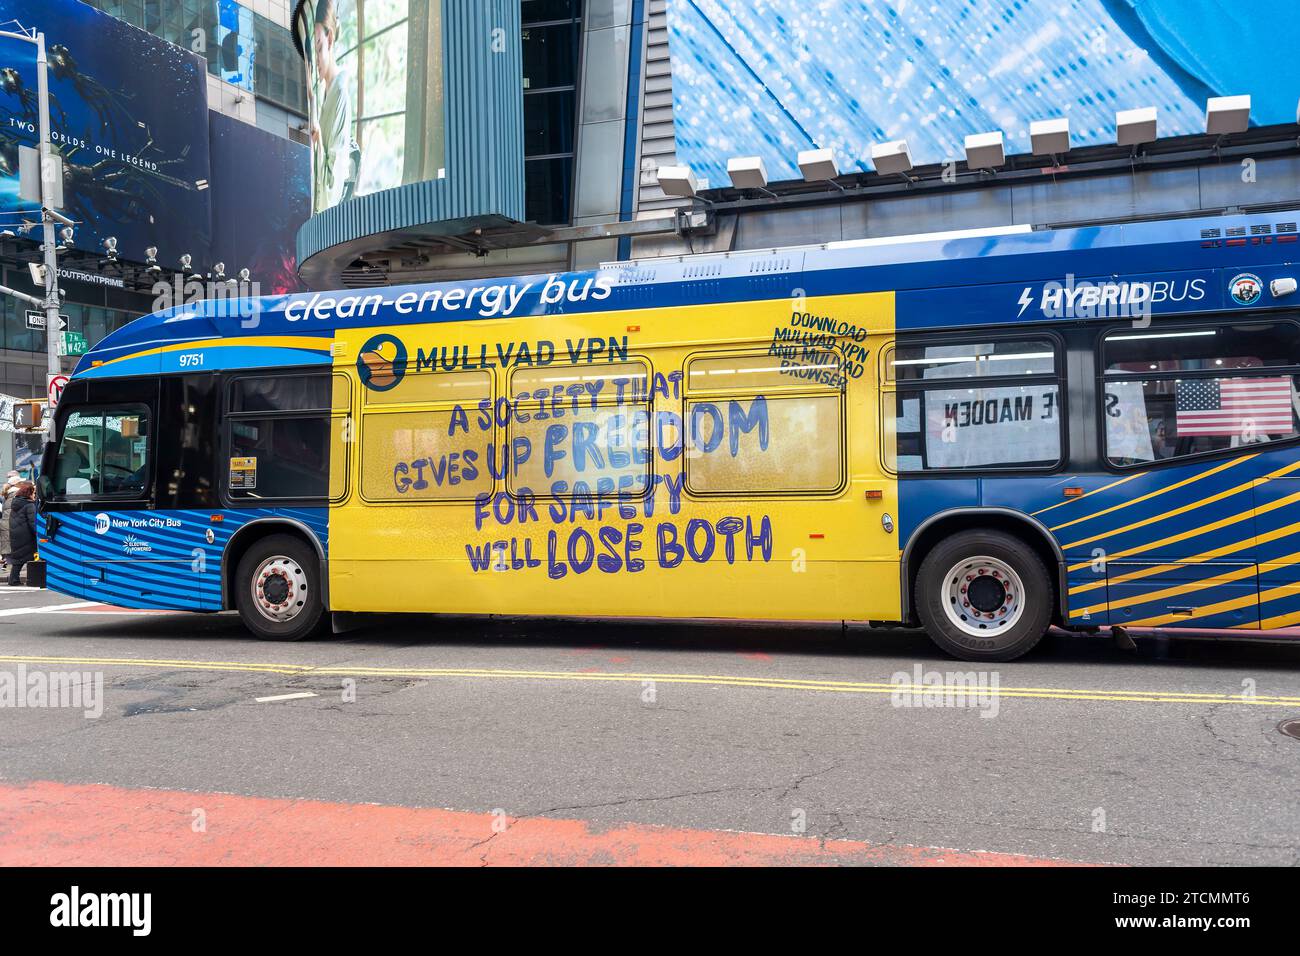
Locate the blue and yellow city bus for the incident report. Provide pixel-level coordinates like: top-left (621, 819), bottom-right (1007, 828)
top-left (34, 209), bottom-right (1300, 661)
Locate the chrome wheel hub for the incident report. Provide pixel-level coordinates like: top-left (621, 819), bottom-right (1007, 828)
top-left (942, 555), bottom-right (1025, 638)
top-left (251, 555), bottom-right (307, 624)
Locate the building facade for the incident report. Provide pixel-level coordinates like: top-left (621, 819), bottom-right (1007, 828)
top-left (285, 0), bottom-right (1300, 290)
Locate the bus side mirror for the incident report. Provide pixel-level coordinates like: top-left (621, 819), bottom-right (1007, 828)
top-left (35, 474), bottom-right (52, 501)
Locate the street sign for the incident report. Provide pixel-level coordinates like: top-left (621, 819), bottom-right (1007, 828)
top-left (25, 309), bottom-right (67, 332)
top-left (47, 373), bottom-right (69, 411)
top-left (57, 331), bottom-right (88, 357)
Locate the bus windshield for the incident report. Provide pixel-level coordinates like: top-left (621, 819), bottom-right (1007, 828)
top-left (52, 407), bottom-right (149, 497)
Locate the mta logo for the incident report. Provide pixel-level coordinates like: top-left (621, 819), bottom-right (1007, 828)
top-left (94, 513), bottom-right (110, 535)
top-left (1229, 273), bottom-right (1262, 306)
top-left (357, 333), bottom-right (407, 391)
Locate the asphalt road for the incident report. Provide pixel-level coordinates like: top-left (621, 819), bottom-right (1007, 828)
top-left (1, 585), bottom-right (1298, 866)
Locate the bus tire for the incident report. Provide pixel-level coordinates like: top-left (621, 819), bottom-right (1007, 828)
top-left (234, 534), bottom-right (327, 641)
top-left (915, 530), bottom-right (1052, 662)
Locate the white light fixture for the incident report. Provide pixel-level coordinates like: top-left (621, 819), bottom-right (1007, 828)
top-left (964, 130), bottom-right (1004, 169)
top-left (727, 156), bottom-right (769, 190)
top-left (797, 148), bottom-right (839, 182)
top-left (1271, 277), bottom-right (1297, 299)
top-left (1205, 94), bottom-right (1250, 135)
top-left (1109, 329), bottom-right (1217, 341)
top-left (1030, 117), bottom-right (1070, 156)
top-left (1115, 106), bottom-right (1157, 147)
top-left (656, 164), bottom-right (699, 199)
top-left (871, 139), bottom-right (913, 176)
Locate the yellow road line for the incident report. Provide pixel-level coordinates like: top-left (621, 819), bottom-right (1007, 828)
top-left (0, 654), bottom-right (1296, 706)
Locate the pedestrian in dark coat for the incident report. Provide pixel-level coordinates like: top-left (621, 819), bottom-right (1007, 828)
top-left (7, 482), bottom-right (36, 586)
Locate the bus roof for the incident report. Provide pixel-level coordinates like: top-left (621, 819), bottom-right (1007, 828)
top-left (75, 206), bottom-right (1300, 379)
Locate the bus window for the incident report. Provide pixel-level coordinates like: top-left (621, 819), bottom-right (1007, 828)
top-left (226, 373), bottom-right (331, 501)
top-left (887, 339), bottom-right (1056, 381)
top-left (1102, 323), bottom-right (1300, 466)
top-left (684, 350), bottom-right (845, 495)
top-left (365, 369), bottom-right (491, 406)
top-left (688, 351), bottom-right (842, 392)
top-left (511, 363), bottom-right (649, 403)
top-left (509, 405), bottom-right (652, 497)
top-left (686, 394), bottom-right (843, 493)
top-left (358, 367), bottom-right (493, 502)
top-left (361, 410), bottom-right (494, 501)
top-left (228, 419), bottom-right (330, 499)
top-left (330, 373), bottom-right (352, 502)
top-left (232, 375), bottom-right (331, 412)
top-left (885, 338), bottom-right (1061, 472)
top-left (52, 407), bottom-right (149, 497)
top-left (1103, 322), bottom-right (1300, 374)
top-left (507, 361), bottom-right (653, 499)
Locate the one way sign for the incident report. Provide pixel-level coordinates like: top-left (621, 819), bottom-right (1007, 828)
top-left (25, 309), bottom-right (68, 332)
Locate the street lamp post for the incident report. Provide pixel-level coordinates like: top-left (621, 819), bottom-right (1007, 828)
top-left (34, 30), bottom-right (60, 384)
top-left (0, 22), bottom-right (67, 436)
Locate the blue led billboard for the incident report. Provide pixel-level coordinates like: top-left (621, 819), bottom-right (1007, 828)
top-left (666, 0), bottom-right (1300, 186)
top-left (209, 112), bottom-right (310, 294)
top-left (0, 0), bottom-right (212, 268)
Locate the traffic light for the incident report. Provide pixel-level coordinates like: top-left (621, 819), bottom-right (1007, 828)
top-left (12, 400), bottom-right (44, 430)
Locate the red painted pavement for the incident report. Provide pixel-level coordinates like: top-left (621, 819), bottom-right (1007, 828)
top-left (0, 780), bottom-right (1093, 866)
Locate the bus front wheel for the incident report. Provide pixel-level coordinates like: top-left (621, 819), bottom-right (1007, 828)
top-left (234, 534), bottom-right (327, 641)
top-left (915, 530), bottom-right (1052, 662)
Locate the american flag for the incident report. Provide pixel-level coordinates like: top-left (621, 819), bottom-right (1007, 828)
top-left (1175, 377), bottom-right (1295, 437)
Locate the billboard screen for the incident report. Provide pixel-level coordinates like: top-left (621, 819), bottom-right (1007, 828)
top-left (292, 0), bottom-right (446, 214)
top-left (209, 113), bottom-right (310, 295)
top-left (0, 0), bottom-right (213, 268)
top-left (665, 0), bottom-right (1300, 185)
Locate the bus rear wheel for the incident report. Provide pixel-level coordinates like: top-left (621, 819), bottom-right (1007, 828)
top-left (915, 530), bottom-right (1052, 662)
top-left (234, 534), bottom-right (326, 641)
